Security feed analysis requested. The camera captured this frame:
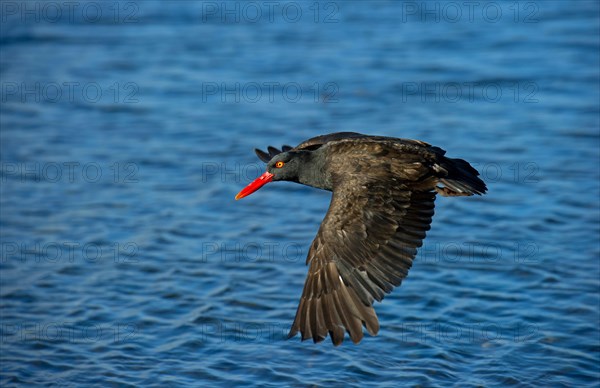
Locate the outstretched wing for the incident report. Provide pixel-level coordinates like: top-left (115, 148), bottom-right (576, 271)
top-left (287, 140), bottom-right (439, 345)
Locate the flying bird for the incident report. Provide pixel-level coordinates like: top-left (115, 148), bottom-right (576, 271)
top-left (235, 132), bottom-right (487, 345)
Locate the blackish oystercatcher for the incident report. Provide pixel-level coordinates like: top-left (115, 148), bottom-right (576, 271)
top-left (235, 132), bottom-right (487, 345)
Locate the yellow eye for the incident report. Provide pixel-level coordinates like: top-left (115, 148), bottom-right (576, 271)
top-left (275, 161), bottom-right (285, 168)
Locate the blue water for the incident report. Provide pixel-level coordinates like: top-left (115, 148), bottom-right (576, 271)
top-left (1, 1), bottom-right (599, 386)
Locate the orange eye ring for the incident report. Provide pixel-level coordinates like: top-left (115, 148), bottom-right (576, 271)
top-left (275, 161), bottom-right (285, 168)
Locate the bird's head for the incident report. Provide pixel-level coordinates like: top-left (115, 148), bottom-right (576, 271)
top-left (235, 151), bottom-right (306, 200)
top-left (267, 152), bottom-right (306, 182)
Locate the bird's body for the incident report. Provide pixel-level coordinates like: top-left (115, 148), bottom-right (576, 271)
top-left (236, 132), bottom-right (487, 346)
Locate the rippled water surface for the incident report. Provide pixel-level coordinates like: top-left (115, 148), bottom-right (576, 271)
top-left (1, 1), bottom-right (599, 386)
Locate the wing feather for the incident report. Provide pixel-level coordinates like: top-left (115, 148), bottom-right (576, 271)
top-left (288, 141), bottom-right (438, 345)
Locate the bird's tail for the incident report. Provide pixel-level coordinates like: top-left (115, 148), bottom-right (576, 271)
top-left (435, 157), bottom-right (487, 197)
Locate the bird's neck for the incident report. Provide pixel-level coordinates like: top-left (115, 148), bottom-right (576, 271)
top-left (297, 148), bottom-right (333, 191)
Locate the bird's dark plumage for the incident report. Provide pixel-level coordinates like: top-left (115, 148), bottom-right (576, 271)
top-left (241, 132), bottom-right (487, 346)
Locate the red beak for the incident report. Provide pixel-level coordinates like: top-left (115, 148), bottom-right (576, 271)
top-left (235, 171), bottom-right (274, 200)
